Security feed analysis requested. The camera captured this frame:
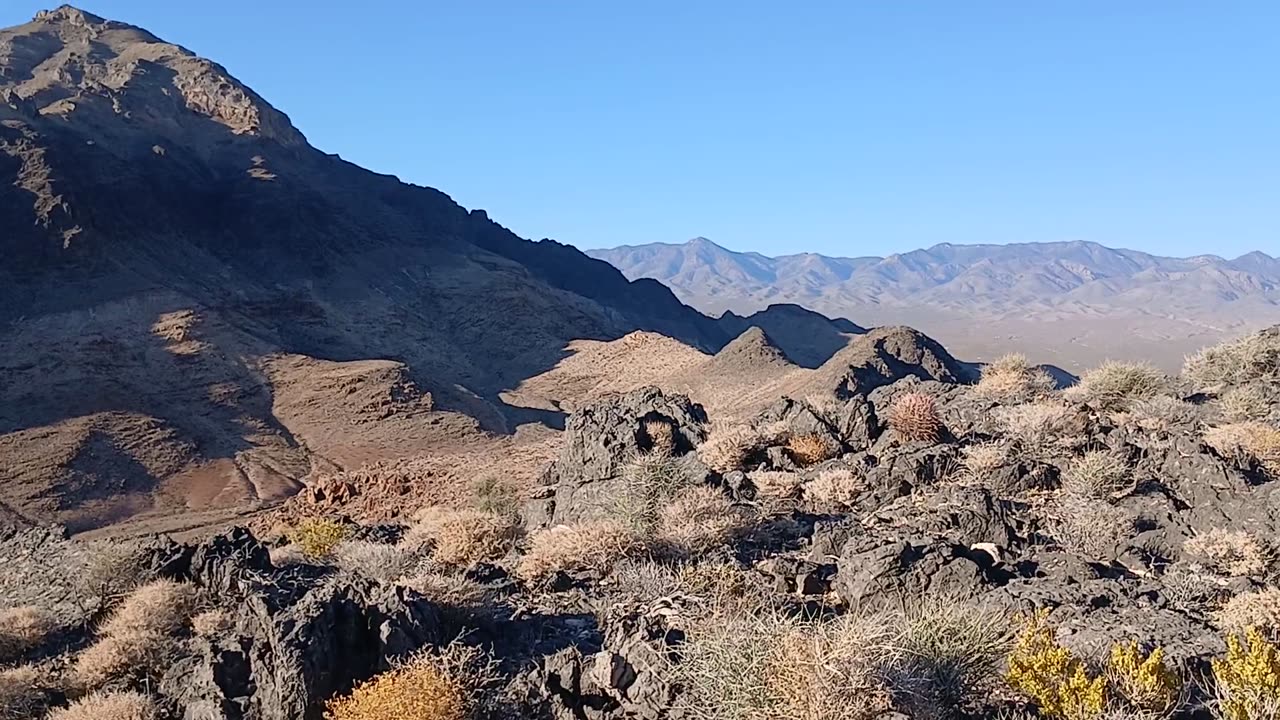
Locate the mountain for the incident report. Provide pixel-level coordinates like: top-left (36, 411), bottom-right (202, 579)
top-left (0, 7), bottom-right (854, 535)
top-left (589, 238), bottom-right (1280, 371)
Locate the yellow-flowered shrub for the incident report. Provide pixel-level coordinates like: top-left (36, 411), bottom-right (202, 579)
top-left (1106, 641), bottom-right (1180, 717)
top-left (1006, 611), bottom-right (1106, 720)
top-left (1212, 628), bottom-right (1280, 720)
top-left (288, 518), bottom-right (351, 561)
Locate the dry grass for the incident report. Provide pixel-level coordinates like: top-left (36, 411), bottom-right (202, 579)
top-left (1216, 588), bottom-right (1280, 636)
top-left (748, 471), bottom-right (804, 504)
top-left (47, 691), bottom-right (159, 720)
top-left (1183, 529), bottom-right (1274, 577)
top-left (1184, 329), bottom-right (1280, 388)
top-left (78, 541), bottom-right (153, 602)
top-left (643, 419), bottom-right (677, 457)
top-left (786, 433), bottom-right (838, 467)
top-left (960, 442), bottom-right (1011, 482)
top-left (517, 520), bottom-right (641, 583)
top-left (1220, 383), bottom-right (1279, 424)
top-left (614, 451), bottom-right (702, 530)
top-left (1060, 450), bottom-right (1131, 499)
top-left (889, 392), bottom-right (942, 443)
top-left (699, 422), bottom-right (767, 473)
top-left (69, 629), bottom-right (171, 691)
top-left (994, 401), bottom-right (1086, 459)
top-left (804, 468), bottom-right (863, 510)
top-left (1048, 492), bottom-right (1135, 559)
top-left (975, 354), bottom-right (1057, 403)
top-left (0, 665), bottom-right (45, 720)
top-left (399, 571), bottom-right (495, 609)
top-left (1119, 395), bottom-right (1201, 436)
top-left (657, 486), bottom-right (747, 555)
top-left (1161, 562), bottom-right (1230, 611)
top-left (332, 541), bottom-right (422, 584)
top-left (0, 606), bottom-right (52, 663)
top-left (1065, 361), bottom-right (1170, 411)
top-left (404, 507), bottom-right (518, 568)
top-left (894, 600), bottom-right (1015, 716)
top-left (100, 580), bottom-right (197, 638)
top-left (190, 609), bottom-right (233, 637)
top-left (1204, 422), bottom-right (1280, 478)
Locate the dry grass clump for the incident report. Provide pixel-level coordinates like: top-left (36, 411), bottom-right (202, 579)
top-left (399, 572), bottom-right (494, 609)
top-left (517, 520), bottom-right (641, 583)
top-left (960, 442), bottom-right (1011, 482)
top-left (747, 471), bottom-right (804, 505)
top-left (47, 691), bottom-right (159, 720)
top-left (1184, 529), bottom-right (1274, 578)
top-left (1060, 450), bottom-right (1131, 499)
top-left (786, 433), bottom-right (838, 467)
top-left (0, 665), bottom-right (45, 720)
top-left (71, 580), bottom-right (196, 691)
top-left (994, 401), bottom-right (1085, 459)
top-left (1119, 395), bottom-right (1201, 436)
top-left (468, 474), bottom-right (521, 517)
top-left (614, 451), bottom-right (702, 529)
top-left (1065, 361), bottom-right (1170, 411)
top-left (190, 609), bottom-right (233, 637)
top-left (99, 580), bottom-right (197, 638)
top-left (889, 392), bottom-right (943, 443)
top-left (643, 419), bottom-right (677, 457)
top-left (404, 507), bottom-right (518, 568)
top-left (804, 468), bottom-right (862, 510)
top-left (975, 354), bottom-right (1057, 402)
top-left (0, 606), bottom-right (52, 662)
top-left (656, 486), bottom-right (746, 555)
top-left (894, 601), bottom-right (1015, 716)
top-left (78, 541), bottom-right (153, 602)
top-left (1204, 423), bottom-right (1280, 478)
top-left (1220, 383), bottom-right (1280, 424)
top-left (324, 643), bottom-right (497, 720)
top-left (1048, 492), bottom-right (1135, 560)
top-left (332, 541), bottom-right (421, 583)
top-left (1161, 562), bottom-right (1230, 611)
top-left (699, 422), bottom-right (766, 473)
top-left (1184, 329), bottom-right (1280, 388)
top-left (287, 517), bottom-right (352, 561)
top-left (1216, 588), bottom-right (1280, 636)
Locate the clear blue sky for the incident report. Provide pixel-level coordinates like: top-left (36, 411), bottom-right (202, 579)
top-left (9, 2), bottom-right (1278, 258)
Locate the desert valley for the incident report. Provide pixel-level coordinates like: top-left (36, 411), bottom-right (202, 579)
top-left (2, 6), bottom-right (1280, 720)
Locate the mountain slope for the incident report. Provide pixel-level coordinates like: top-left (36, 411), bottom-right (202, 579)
top-left (0, 7), bottom-right (850, 534)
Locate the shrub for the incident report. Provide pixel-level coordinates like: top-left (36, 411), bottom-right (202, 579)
top-left (747, 471), bottom-right (804, 504)
top-left (613, 452), bottom-right (701, 530)
top-left (191, 609), bottom-right (233, 637)
top-left (1006, 611), bottom-right (1106, 720)
top-left (468, 474), bottom-right (520, 516)
top-left (962, 441), bottom-right (1010, 477)
top-left (889, 392), bottom-right (943, 443)
top-left (1204, 423), bottom-right (1280, 478)
top-left (0, 606), bottom-right (52, 662)
top-left (1060, 450), bottom-right (1130, 499)
top-left (1220, 384), bottom-right (1279, 424)
top-left (0, 665), bottom-right (44, 720)
top-left (324, 643), bottom-right (497, 720)
top-left (100, 579), bottom-right (197, 638)
top-left (1049, 493), bottom-right (1135, 560)
top-left (1121, 395), bottom-right (1201, 436)
top-left (995, 401), bottom-right (1086, 459)
top-left (1065, 361), bottom-right (1170, 411)
top-left (698, 422), bottom-right (766, 473)
top-left (1161, 562), bottom-right (1230, 611)
top-left (1105, 641), bottom-right (1181, 718)
top-left (78, 541), bottom-right (152, 602)
top-left (47, 691), bottom-right (159, 720)
top-left (1184, 529), bottom-right (1274, 578)
top-left (517, 520), bottom-right (641, 583)
top-left (643, 419), bottom-right (677, 457)
top-left (332, 541), bottom-right (421, 583)
top-left (399, 571), bottom-right (494, 609)
top-left (69, 629), bottom-right (171, 690)
top-left (1217, 589), bottom-right (1280, 636)
top-left (656, 486), bottom-right (746, 555)
top-left (287, 517), bottom-right (352, 561)
top-left (976, 353), bottom-right (1057, 402)
top-left (404, 507), bottom-right (517, 567)
top-left (895, 601), bottom-right (1014, 715)
top-left (1185, 330), bottom-right (1280, 388)
top-left (786, 433), bottom-right (838, 467)
top-left (804, 468), bottom-right (862, 510)
top-left (1211, 628), bottom-right (1280, 720)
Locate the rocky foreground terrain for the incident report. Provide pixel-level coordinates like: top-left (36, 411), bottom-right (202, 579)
top-left (2, 325), bottom-right (1279, 720)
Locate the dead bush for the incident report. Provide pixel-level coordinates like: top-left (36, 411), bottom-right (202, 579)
top-left (1048, 492), bottom-right (1135, 559)
top-left (1216, 587), bottom-right (1280, 636)
top-left (517, 520), bottom-right (641, 583)
top-left (1220, 383), bottom-right (1280, 424)
top-left (787, 433), bottom-right (838, 467)
top-left (1161, 562), bottom-right (1230, 611)
top-left (69, 629), bottom-right (171, 691)
top-left (959, 442), bottom-right (1011, 485)
top-left (78, 541), bottom-right (153, 603)
top-left (994, 401), bottom-right (1086, 459)
top-left (698, 422), bottom-right (766, 473)
top-left (975, 354), bottom-right (1057, 403)
top-left (1183, 529), bottom-right (1273, 577)
top-left (0, 606), bottom-right (52, 662)
top-left (100, 579), bottom-right (197, 638)
top-left (889, 392), bottom-right (943, 443)
top-left (804, 468), bottom-right (862, 510)
top-left (1204, 422), bottom-right (1280, 478)
top-left (332, 541), bottom-right (421, 583)
top-left (1184, 329), bottom-right (1280, 388)
top-left (747, 471), bottom-right (804, 505)
top-left (643, 419), bottom-right (677, 457)
top-left (1060, 450), bottom-right (1131, 499)
top-left (190, 609), bottom-right (233, 637)
top-left (468, 474), bottom-right (521, 517)
top-left (47, 691), bottom-right (160, 720)
top-left (1065, 361), bottom-right (1170, 411)
top-left (404, 507), bottom-right (518, 568)
top-left (657, 486), bottom-right (747, 555)
top-left (1120, 395), bottom-right (1201, 436)
top-left (0, 665), bottom-right (45, 720)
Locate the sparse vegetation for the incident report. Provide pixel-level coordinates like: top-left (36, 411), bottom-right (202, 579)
top-left (78, 541), bottom-right (153, 603)
top-left (804, 468), bottom-right (862, 510)
top-left (1184, 529), bottom-right (1274, 578)
top-left (656, 486), bottom-right (746, 555)
top-left (404, 507), bottom-right (518, 567)
top-left (614, 451), bottom-right (701, 530)
top-left (786, 432), bottom-right (838, 466)
top-left (0, 665), bottom-right (45, 720)
top-left (960, 441), bottom-right (1012, 484)
top-left (1006, 611), bottom-right (1106, 720)
top-left (287, 517), bottom-right (353, 561)
top-left (1220, 384), bottom-right (1280, 424)
top-left (191, 609), bottom-right (233, 637)
top-left (895, 601), bottom-right (1014, 715)
top-left (976, 353), bottom-right (1057, 402)
top-left (332, 540), bottom-right (421, 583)
top-left (1066, 361), bottom-right (1170, 411)
top-left (70, 580), bottom-right (196, 691)
top-left (1216, 588), bottom-right (1280, 636)
top-left (747, 470), bottom-right (803, 505)
top-left (1049, 492), bottom-right (1135, 559)
top-left (1105, 641), bottom-right (1182, 718)
top-left (517, 519), bottom-right (641, 583)
top-left (890, 392), bottom-right (943, 443)
top-left (0, 606), bottom-right (52, 662)
top-left (699, 422), bottom-right (767, 473)
top-left (1185, 330), bottom-right (1280, 388)
top-left (99, 579), bottom-right (197, 638)
top-left (643, 419), bottom-right (677, 456)
top-left (995, 401), bottom-right (1086, 459)
top-left (1211, 628), bottom-right (1280, 720)
top-left (47, 691), bottom-right (160, 720)
top-left (1204, 423), bottom-right (1280, 478)
top-left (1060, 450), bottom-right (1131, 499)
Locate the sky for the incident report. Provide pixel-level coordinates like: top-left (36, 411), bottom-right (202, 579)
top-left (7, 2), bottom-right (1278, 258)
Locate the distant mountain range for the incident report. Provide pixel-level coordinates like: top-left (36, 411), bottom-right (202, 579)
top-left (588, 238), bottom-right (1280, 371)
